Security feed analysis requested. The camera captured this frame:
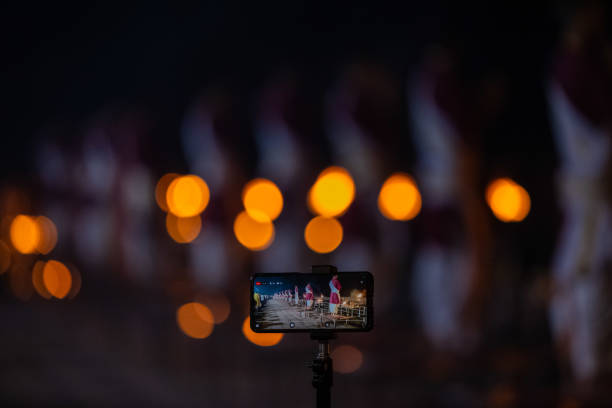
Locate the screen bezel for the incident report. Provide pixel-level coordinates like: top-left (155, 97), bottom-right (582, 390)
top-left (250, 271), bottom-right (374, 333)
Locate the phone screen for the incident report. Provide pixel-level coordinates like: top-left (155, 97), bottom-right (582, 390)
top-left (250, 272), bottom-right (373, 332)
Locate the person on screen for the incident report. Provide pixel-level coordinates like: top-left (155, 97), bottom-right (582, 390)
top-left (329, 275), bottom-right (342, 314)
top-left (294, 285), bottom-right (299, 305)
top-left (304, 283), bottom-right (314, 309)
top-left (254, 292), bottom-right (262, 311)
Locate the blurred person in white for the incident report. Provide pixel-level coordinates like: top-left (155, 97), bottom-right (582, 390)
top-left (72, 113), bottom-right (118, 271)
top-left (547, 1), bottom-right (612, 390)
top-left (253, 75), bottom-right (314, 273)
top-left (326, 64), bottom-right (404, 312)
top-left (409, 46), bottom-right (492, 352)
top-left (181, 89), bottom-right (245, 290)
top-left (70, 109), bottom-right (155, 283)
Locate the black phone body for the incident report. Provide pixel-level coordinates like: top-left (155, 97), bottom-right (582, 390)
top-left (250, 271), bottom-right (373, 333)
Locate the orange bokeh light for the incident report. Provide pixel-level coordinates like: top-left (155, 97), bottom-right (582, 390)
top-left (166, 213), bottom-right (202, 243)
top-left (166, 175), bottom-right (210, 217)
top-left (32, 260), bottom-right (52, 299)
top-left (242, 317), bottom-right (283, 347)
top-left (10, 215), bottom-right (40, 254)
top-left (308, 166), bottom-right (355, 217)
top-left (35, 216), bottom-right (58, 254)
top-left (304, 216), bottom-right (343, 254)
top-left (67, 263), bottom-right (82, 299)
top-left (242, 178), bottom-right (283, 221)
top-left (176, 302), bottom-right (214, 339)
top-left (9, 264), bottom-right (33, 301)
top-left (0, 240), bottom-right (11, 274)
top-left (233, 210), bottom-right (275, 251)
top-left (198, 294), bottom-right (231, 324)
top-left (43, 260), bottom-right (72, 299)
top-left (331, 345), bottom-right (363, 374)
top-left (486, 178), bottom-right (531, 222)
top-left (378, 173), bottom-right (422, 221)
top-left (155, 173), bottom-right (179, 212)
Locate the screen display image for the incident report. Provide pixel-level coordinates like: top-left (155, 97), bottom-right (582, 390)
top-left (251, 272), bottom-right (372, 332)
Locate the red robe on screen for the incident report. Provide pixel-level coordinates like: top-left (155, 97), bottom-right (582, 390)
top-left (329, 276), bottom-right (342, 314)
top-left (304, 283), bottom-right (314, 308)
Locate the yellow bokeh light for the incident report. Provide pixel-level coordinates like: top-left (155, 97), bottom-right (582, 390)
top-left (35, 216), bottom-right (58, 254)
top-left (378, 173), bottom-right (422, 221)
top-left (0, 240), bottom-right (11, 274)
top-left (176, 302), bottom-right (214, 339)
top-left (308, 166), bottom-right (355, 217)
top-left (42, 260), bottom-right (72, 299)
top-left (32, 260), bottom-right (52, 299)
top-left (166, 175), bottom-right (210, 217)
top-left (10, 215), bottom-right (40, 254)
top-left (155, 173), bottom-right (179, 212)
top-left (233, 210), bottom-right (275, 251)
top-left (331, 345), bottom-right (364, 374)
top-left (242, 317), bottom-right (283, 347)
top-left (304, 216), bottom-right (343, 254)
top-left (242, 178), bottom-right (284, 221)
top-left (166, 213), bottom-right (202, 243)
top-left (486, 178), bottom-right (531, 222)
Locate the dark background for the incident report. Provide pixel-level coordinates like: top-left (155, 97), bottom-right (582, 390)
top-left (0, 2), bottom-right (596, 406)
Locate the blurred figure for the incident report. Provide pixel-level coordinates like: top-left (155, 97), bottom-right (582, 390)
top-left (547, 1), bottom-right (612, 390)
top-left (112, 109), bottom-right (155, 284)
top-left (72, 113), bottom-right (119, 272)
top-left (180, 88), bottom-right (246, 290)
top-left (252, 73), bottom-right (317, 274)
top-left (409, 46), bottom-right (493, 352)
top-left (325, 63), bottom-right (404, 311)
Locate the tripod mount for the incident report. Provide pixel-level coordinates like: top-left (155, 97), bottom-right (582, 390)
top-left (307, 265), bottom-right (338, 408)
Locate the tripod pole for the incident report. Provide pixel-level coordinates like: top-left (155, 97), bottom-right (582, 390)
top-left (310, 335), bottom-right (334, 408)
top-left (309, 266), bottom-right (337, 408)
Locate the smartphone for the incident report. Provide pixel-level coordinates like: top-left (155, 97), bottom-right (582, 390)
top-left (250, 271), bottom-right (373, 333)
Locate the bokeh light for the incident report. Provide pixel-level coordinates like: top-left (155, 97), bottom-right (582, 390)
top-left (155, 173), bottom-right (179, 212)
top-left (166, 175), bottom-right (210, 217)
top-left (304, 216), bottom-right (343, 254)
top-left (308, 166), bottom-right (355, 217)
top-left (486, 178), bottom-right (531, 222)
top-left (10, 215), bottom-right (40, 254)
top-left (331, 345), bottom-right (363, 374)
top-left (67, 263), bottom-right (82, 299)
top-left (166, 213), bottom-right (202, 243)
top-left (198, 294), bottom-right (231, 324)
top-left (242, 178), bottom-right (283, 221)
top-left (43, 260), bottom-right (72, 299)
top-left (35, 216), bottom-right (58, 254)
top-left (32, 260), bottom-right (52, 299)
top-left (233, 210), bottom-right (275, 251)
top-left (242, 317), bottom-right (283, 347)
top-left (378, 173), bottom-right (422, 221)
top-left (9, 264), bottom-right (33, 301)
top-left (0, 240), bottom-right (11, 274)
top-left (176, 302), bottom-right (214, 339)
